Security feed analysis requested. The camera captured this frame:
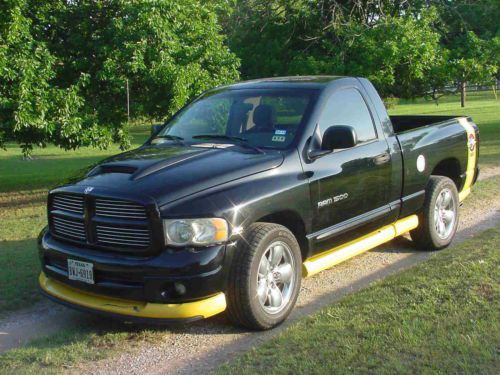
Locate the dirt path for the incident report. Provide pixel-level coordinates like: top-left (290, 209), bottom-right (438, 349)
top-left (0, 172), bottom-right (498, 375)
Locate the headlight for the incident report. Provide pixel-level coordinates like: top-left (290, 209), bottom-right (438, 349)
top-left (163, 218), bottom-right (229, 246)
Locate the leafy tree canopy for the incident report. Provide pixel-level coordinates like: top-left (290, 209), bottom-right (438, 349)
top-left (226, 0), bottom-right (499, 100)
top-left (0, 0), bottom-right (93, 156)
top-left (1, 0), bottom-right (498, 155)
top-left (1, 0), bottom-right (239, 156)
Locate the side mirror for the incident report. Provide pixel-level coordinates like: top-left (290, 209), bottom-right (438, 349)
top-left (321, 125), bottom-right (357, 151)
top-left (151, 124), bottom-right (164, 136)
top-left (308, 125), bottom-right (357, 160)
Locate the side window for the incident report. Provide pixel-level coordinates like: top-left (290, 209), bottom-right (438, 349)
top-left (318, 89), bottom-right (376, 143)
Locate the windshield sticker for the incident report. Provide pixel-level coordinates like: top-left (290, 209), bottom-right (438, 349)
top-left (272, 135), bottom-right (286, 142)
top-left (275, 129), bottom-right (287, 135)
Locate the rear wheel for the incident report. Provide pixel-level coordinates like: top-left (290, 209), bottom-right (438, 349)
top-left (410, 176), bottom-right (459, 250)
top-left (226, 223), bottom-right (302, 330)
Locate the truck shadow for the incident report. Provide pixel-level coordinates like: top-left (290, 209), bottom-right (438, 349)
top-left (375, 235), bottom-right (418, 253)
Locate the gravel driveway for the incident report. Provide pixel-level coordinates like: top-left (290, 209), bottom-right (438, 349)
top-left (0, 171), bottom-right (498, 375)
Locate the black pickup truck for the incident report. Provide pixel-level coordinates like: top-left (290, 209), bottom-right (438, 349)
top-left (38, 76), bottom-right (479, 330)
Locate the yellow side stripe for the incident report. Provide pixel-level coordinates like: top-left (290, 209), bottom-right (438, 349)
top-left (39, 273), bottom-right (226, 319)
top-left (303, 215), bottom-right (419, 278)
top-left (458, 117), bottom-right (477, 202)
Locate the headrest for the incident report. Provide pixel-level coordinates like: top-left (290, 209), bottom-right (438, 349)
top-left (253, 104), bottom-right (276, 130)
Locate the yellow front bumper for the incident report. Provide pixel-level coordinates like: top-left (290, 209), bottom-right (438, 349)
top-left (39, 273), bottom-right (226, 321)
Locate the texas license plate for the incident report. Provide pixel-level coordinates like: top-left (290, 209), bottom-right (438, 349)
top-left (67, 259), bottom-right (94, 284)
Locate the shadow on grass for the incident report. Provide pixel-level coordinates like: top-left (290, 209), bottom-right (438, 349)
top-left (0, 191), bottom-right (47, 209)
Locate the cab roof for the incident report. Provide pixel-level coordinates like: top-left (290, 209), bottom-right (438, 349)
top-left (214, 76), bottom-right (349, 91)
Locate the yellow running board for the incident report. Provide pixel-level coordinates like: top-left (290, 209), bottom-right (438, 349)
top-left (303, 215), bottom-right (419, 278)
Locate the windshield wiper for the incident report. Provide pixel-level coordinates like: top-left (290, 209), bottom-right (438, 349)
top-left (152, 134), bottom-right (185, 145)
top-left (155, 134), bottom-right (184, 141)
top-left (191, 134), bottom-right (263, 153)
top-left (192, 134), bottom-right (247, 142)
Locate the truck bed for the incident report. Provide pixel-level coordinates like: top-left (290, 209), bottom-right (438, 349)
top-left (390, 115), bottom-right (459, 133)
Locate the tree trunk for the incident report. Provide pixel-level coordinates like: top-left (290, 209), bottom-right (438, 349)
top-left (460, 81), bottom-right (466, 108)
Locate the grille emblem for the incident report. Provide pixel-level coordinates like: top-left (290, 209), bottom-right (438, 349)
top-left (84, 186), bottom-right (94, 194)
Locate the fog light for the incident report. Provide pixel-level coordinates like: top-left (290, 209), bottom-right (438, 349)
top-left (174, 282), bottom-right (186, 296)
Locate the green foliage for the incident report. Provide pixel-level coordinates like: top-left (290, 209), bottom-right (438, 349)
top-left (1, 0), bottom-right (499, 155)
top-left (450, 31), bottom-right (498, 86)
top-left (104, 0), bottom-right (240, 118)
top-left (0, 0), bottom-right (97, 157)
top-left (334, 10), bottom-right (444, 98)
top-left (226, 0), bottom-right (499, 99)
top-left (1, 0), bottom-right (239, 156)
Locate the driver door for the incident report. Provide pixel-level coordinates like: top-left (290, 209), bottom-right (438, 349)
top-left (309, 87), bottom-right (393, 253)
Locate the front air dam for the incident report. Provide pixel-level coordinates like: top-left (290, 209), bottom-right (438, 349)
top-left (39, 272), bottom-right (227, 323)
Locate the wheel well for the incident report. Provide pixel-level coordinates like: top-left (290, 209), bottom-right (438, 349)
top-left (257, 211), bottom-right (308, 260)
top-left (431, 158), bottom-right (462, 190)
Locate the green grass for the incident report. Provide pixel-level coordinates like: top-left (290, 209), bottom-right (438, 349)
top-left (0, 323), bottom-right (164, 375)
top-left (217, 226), bottom-right (500, 375)
top-left (389, 90), bottom-right (500, 168)
top-left (0, 124), bottom-right (151, 193)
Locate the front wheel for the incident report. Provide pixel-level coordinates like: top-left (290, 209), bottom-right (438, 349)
top-left (410, 176), bottom-right (459, 250)
top-left (226, 223), bottom-right (302, 330)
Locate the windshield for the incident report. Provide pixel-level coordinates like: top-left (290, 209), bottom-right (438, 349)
top-left (154, 89), bottom-right (317, 150)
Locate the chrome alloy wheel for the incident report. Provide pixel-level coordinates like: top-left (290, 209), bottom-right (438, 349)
top-left (434, 187), bottom-right (456, 239)
top-left (256, 241), bottom-right (295, 314)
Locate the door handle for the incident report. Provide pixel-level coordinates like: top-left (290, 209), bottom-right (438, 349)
top-left (373, 152), bottom-right (390, 165)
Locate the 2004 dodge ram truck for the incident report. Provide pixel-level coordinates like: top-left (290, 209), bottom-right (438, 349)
top-left (39, 76), bottom-right (479, 330)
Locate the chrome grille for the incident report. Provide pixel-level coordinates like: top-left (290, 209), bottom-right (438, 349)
top-left (52, 194), bottom-right (84, 214)
top-left (52, 216), bottom-right (86, 241)
top-left (95, 198), bottom-right (147, 219)
top-left (49, 193), bottom-right (152, 251)
top-left (96, 225), bottom-right (150, 248)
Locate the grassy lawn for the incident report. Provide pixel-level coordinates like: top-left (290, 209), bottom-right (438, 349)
top-left (217, 226), bottom-right (500, 375)
top-left (0, 124), bottom-right (151, 193)
top-left (0, 323), bottom-right (163, 375)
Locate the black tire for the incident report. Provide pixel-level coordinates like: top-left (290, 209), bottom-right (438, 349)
top-left (410, 176), bottom-right (459, 250)
top-left (226, 223), bottom-right (302, 330)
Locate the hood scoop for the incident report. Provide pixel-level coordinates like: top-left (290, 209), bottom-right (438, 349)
top-left (88, 164), bottom-right (138, 177)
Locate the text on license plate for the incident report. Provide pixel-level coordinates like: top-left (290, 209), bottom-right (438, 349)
top-left (67, 259), bottom-right (94, 284)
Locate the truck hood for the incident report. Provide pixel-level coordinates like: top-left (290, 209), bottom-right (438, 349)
top-left (72, 145), bottom-right (284, 205)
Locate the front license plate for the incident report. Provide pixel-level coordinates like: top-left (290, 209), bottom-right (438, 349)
top-left (67, 259), bottom-right (94, 284)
